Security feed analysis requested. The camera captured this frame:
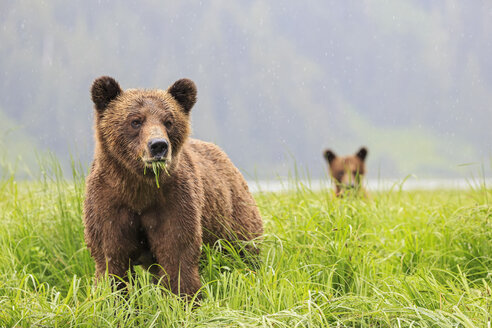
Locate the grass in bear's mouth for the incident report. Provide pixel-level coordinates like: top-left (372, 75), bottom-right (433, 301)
top-left (143, 160), bottom-right (169, 188)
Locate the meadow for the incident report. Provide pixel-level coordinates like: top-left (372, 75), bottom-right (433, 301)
top-left (0, 161), bottom-right (490, 327)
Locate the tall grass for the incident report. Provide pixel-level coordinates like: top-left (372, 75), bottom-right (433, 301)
top-left (0, 158), bottom-right (490, 327)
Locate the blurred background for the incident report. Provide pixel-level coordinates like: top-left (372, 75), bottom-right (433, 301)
top-left (1, 1), bottom-right (491, 180)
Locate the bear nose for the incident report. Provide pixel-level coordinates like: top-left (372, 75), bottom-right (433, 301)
top-left (148, 138), bottom-right (169, 158)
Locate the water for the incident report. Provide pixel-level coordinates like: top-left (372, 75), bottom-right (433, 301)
top-left (247, 178), bottom-right (492, 193)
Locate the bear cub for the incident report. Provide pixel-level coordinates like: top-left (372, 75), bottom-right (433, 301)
top-left (323, 147), bottom-right (368, 197)
top-left (83, 76), bottom-right (263, 297)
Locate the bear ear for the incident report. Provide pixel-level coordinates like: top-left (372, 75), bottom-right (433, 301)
top-left (168, 78), bottom-right (197, 114)
top-left (324, 149), bottom-right (337, 164)
top-left (91, 76), bottom-right (122, 113)
top-left (356, 147), bottom-right (368, 161)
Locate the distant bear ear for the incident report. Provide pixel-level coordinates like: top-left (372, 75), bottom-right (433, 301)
top-left (91, 76), bottom-right (122, 113)
top-left (356, 147), bottom-right (368, 161)
top-left (324, 149), bottom-right (337, 164)
top-left (168, 78), bottom-right (197, 114)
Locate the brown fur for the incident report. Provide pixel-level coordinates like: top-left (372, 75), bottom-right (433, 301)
top-left (83, 76), bottom-right (263, 297)
top-left (323, 147), bottom-right (368, 197)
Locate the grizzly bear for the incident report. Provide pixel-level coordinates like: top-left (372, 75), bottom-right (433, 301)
top-left (83, 76), bottom-right (263, 297)
top-left (323, 147), bottom-right (368, 197)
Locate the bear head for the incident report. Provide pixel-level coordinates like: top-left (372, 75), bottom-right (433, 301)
top-left (323, 147), bottom-right (368, 195)
top-left (90, 76), bottom-right (197, 177)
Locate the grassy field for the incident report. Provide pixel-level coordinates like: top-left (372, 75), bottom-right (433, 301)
top-left (0, 162), bottom-right (490, 327)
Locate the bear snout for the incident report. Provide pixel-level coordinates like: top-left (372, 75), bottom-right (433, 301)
top-left (148, 138), bottom-right (169, 159)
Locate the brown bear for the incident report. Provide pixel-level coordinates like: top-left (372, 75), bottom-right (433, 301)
top-left (83, 76), bottom-right (263, 298)
top-left (323, 147), bottom-right (368, 197)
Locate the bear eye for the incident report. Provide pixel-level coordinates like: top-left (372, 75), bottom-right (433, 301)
top-left (164, 121), bottom-right (173, 129)
top-left (131, 119), bottom-right (143, 129)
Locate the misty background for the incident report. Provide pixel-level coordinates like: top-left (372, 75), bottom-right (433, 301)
top-left (1, 1), bottom-right (491, 180)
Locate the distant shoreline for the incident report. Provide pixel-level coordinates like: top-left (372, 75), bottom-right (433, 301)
top-left (247, 178), bottom-right (492, 193)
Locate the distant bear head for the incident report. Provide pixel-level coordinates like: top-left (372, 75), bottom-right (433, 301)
top-left (90, 76), bottom-right (197, 176)
top-left (323, 147), bottom-right (368, 196)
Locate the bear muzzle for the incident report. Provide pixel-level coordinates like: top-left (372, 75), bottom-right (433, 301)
top-left (148, 138), bottom-right (169, 160)
top-left (341, 175), bottom-right (359, 189)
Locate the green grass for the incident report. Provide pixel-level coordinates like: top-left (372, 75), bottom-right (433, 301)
top-left (143, 161), bottom-right (169, 188)
top-left (0, 161), bottom-right (491, 327)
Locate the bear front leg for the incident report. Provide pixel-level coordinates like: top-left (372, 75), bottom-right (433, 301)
top-left (156, 249), bottom-right (201, 298)
top-left (143, 213), bottom-right (202, 298)
top-left (84, 204), bottom-right (141, 284)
